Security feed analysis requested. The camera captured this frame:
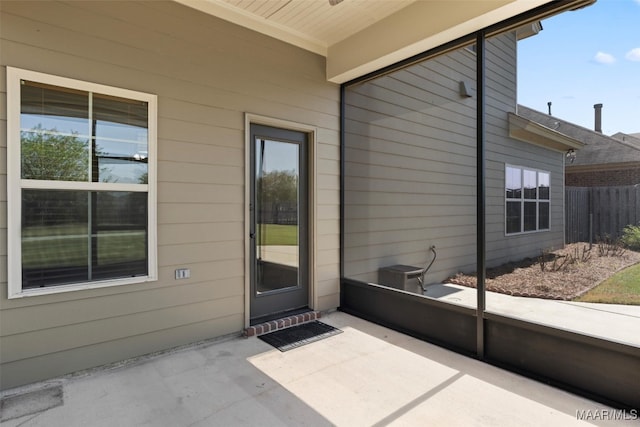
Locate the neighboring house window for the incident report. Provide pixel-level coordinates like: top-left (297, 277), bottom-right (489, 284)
top-left (505, 165), bottom-right (550, 235)
top-left (7, 67), bottom-right (157, 298)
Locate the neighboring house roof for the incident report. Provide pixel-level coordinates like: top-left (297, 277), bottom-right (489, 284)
top-left (611, 132), bottom-right (640, 149)
top-left (516, 105), bottom-right (640, 167)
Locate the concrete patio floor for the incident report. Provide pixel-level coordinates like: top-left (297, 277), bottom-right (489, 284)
top-left (0, 311), bottom-right (632, 427)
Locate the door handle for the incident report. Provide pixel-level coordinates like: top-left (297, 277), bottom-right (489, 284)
top-left (250, 232), bottom-right (255, 239)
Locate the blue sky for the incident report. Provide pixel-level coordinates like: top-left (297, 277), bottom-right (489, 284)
top-left (517, 0), bottom-right (640, 135)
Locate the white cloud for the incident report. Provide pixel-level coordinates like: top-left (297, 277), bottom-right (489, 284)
top-left (625, 47), bottom-right (640, 61)
top-left (594, 51), bottom-right (616, 64)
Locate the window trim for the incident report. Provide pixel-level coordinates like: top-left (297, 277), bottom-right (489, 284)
top-left (504, 164), bottom-right (550, 236)
top-left (7, 67), bottom-right (158, 298)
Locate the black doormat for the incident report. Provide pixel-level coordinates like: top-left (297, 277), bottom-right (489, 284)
top-left (258, 321), bottom-right (342, 352)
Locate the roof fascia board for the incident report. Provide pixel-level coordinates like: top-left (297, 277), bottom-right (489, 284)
top-left (509, 112), bottom-right (585, 152)
top-left (327, 0), bottom-right (553, 83)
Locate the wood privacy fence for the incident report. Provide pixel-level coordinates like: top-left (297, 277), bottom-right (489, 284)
top-left (258, 202), bottom-right (298, 225)
top-left (565, 185), bottom-right (640, 243)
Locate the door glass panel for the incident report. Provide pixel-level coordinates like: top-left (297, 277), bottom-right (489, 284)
top-left (255, 138), bottom-right (299, 294)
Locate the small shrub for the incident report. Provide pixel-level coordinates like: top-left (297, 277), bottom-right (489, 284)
top-left (539, 248), bottom-right (576, 272)
top-left (574, 244), bottom-right (591, 263)
top-left (596, 235), bottom-right (626, 257)
top-left (620, 225), bottom-right (640, 251)
top-left (539, 249), bottom-right (550, 272)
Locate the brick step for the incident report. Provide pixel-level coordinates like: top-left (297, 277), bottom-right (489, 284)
top-left (244, 311), bottom-right (321, 337)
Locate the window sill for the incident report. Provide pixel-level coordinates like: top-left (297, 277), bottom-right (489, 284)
top-left (8, 275), bottom-right (157, 299)
top-left (505, 229), bottom-right (550, 237)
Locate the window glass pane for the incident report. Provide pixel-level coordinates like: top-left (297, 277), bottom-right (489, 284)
top-left (21, 131), bottom-right (90, 181)
top-left (94, 95), bottom-right (148, 184)
top-left (539, 202), bottom-right (550, 230)
top-left (21, 190), bottom-right (148, 289)
top-left (21, 82), bottom-right (90, 181)
top-left (506, 166), bottom-right (521, 198)
top-left (523, 169), bottom-right (537, 199)
top-left (93, 192), bottom-right (148, 280)
top-left (523, 201), bottom-right (537, 231)
top-left (13, 71), bottom-right (155, 297)
top-left (93, 94), bottom-right (148, 139)
top-left (538, 172), bottom-right (550, 200)
top-left (96, 140), bottom-right (148, 184)
top-left (22, 190), bottom-right (89, 288)
top-left (21, 81), bottom-right (90, 136)
top-left (506, 201), bottom-right (521, 234)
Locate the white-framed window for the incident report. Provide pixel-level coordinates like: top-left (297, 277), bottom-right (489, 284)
top-left (7, 67), bottom-right (157, 298)
top-left (505, 165), bottom-right (550, 235)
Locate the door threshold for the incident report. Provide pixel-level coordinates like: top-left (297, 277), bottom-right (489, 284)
top-left (244, 310), bottom-right (321, 337)
top-left (250, 307), bottom-right (311, 326)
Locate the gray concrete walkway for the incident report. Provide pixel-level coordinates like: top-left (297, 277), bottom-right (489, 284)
top-left (423, 283), bottom-right (640, 346)
top-left (0, 312), bottom-right (632, 427)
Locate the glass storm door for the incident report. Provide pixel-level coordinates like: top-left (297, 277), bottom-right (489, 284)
top-left (250, 124), bottom-right (308, 322)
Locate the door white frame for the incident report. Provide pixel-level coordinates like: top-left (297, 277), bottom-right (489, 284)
top-left (244, 113), bottom-right (317, 328)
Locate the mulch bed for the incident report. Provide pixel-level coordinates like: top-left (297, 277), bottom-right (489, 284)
top-left (446, 243), bottom-right (640, 300)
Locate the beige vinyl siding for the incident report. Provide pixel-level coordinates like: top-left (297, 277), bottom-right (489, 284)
top-left (1, 64), bottom-right (6, 296)
top-left (343, 32), bottom-right (565, 285)
top-left (344, 45), bottom-right (478, 284)
top-left (0, 0), bottom-right (340, 389)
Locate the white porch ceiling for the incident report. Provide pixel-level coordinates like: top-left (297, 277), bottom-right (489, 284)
top-left (174, 0), bottom-right (583, 83)
top-left (174, 0), bottom-right (417, 56)
top-left (221, 0), bottom-right (416, 50)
